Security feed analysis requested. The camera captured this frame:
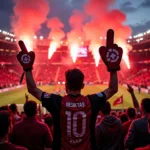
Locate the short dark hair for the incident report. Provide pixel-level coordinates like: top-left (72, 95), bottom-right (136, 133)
top-left (0, 105), bottom-right (9, 111)
top-left (111, 111), bottom-right (117, 117)
top-left (101, 101), bottom-right (111, 115)
top-left (44, 114), bottom-right (53, 127)
top-left (141, 98), bottom-right (150, 113)
top-left (120, 113), bottom-right (128, 124)
top-left (0, 111), bottom-right (11, 138)
top-left (9, 104), bottom-right (17, 113)
top-left (65, 68), bottom-right (84, 91)
top-left (24, 101), bottom-right (37, 117)
top-left (126, 107), bottom-right (136, 119)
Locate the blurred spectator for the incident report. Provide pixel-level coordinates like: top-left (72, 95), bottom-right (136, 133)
top-left (11, 101), bottom-right (52, 150)
top-left (44, 114), bottom-right (53, 135)
top-left (96, 101), bottom-right (123, 150)
top-left (0, 111), bottom-right (27, 150)
top-left (123, 108), bottom-right (136, 139)
top-left (110, 111), bottom-right (117, 117)
top-left (120, 113), bottom-right (128, 124)
top-left (0, 105), bottom-right (9, 111)
top-left (9, 104), bottom-right (21, 123)
top-left (125, 98), bottom-right (150, 149)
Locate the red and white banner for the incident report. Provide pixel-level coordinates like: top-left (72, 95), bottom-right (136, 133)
top-left (113, 95), bottom-right (123, 106)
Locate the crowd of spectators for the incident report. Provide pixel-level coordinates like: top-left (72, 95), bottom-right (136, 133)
top-left (0, 66), bottom-right (20, 89)
top-left (0, 64), bottom-right (100, 89)
top-left (0, 85), bottom-right (150, 150)
top-left (1, 63), bottom-right (150, 90)
top-left (127, 69), bottom-right (150, 88)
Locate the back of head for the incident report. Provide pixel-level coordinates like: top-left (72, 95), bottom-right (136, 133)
top-left (101, 101), bottom-right (111, 115)
top-left (9, 103), bottom-right (17, 113)
top-left (141, 98), bottom-right (150, 113)
top-left (126, 107), bottom-right (136, 119)
top-left (65, 68), bottom-right (84, 91)
top-left (120, 113), bottom-right (128, 124)
top-left (44, 114), bottom-right (53, 127)
top-left (0, 111), bottom-right (11, 138)
top-left (0, 105), bottom-right (9, 111)
top-left (24, 101), bottom-right (37, 117)
top-left (111, 111), bottom-right (117, 117)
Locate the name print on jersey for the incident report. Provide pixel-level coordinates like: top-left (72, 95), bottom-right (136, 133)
top-left (66, 102), bottom-right (85, 108)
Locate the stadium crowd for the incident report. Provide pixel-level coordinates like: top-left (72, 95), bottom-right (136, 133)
top-left (0, 84), bottom-right (150, 150)
top-left (1, 64), bottom-right (150, 90)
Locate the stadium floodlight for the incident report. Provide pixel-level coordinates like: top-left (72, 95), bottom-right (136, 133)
top-left (0, 30), bottom-right (1, 32)
top-left (136, 39), bottom-right (140, 43)
top-left (140, 38), bottom-right (143, 41)
top-left (81, 41), bottom-right (84, 45)
top-left (128, 40), bottom-right (130, 43)
top-left (100, 36), bottom-right (103, 40)
top-left (146, 30), bottom-right (150, 34)
top-left (3, 31), bottom-right (7, 34)
top-left (144, 32), bottom-right (146, 35)
top-left (33, 36), bottom-right (37, 39)
top-left (60, 41), bottom-right (63, 44)
top-left (5, 37), bottom-right (10, 40)
top-left (129, 36), bottom-right (132, 39)
top-left (137, 33), bottom-right (143, 37)
top-left (105, 37), bottom-right (106, 40)
top-left (58, 82), bottom-right (60, 85)
top-left (62, 81), bottom-right (65, 84)
top-left (40, 36), bottom-right (43, 40)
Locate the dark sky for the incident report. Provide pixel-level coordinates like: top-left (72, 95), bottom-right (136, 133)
top-left (0, 0), bottom-right (150, 36)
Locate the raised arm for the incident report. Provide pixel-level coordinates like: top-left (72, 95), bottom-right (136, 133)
top-left (16, 41), bottom-right (43, 101)
top-left (103, 71), bottom-right (118, 100)
top-left (26, 71), bottom-right (43, 100)
top-left (99, 29), bottom-right (122, 100)
top-left (127, 84), bottom-right (140, 112)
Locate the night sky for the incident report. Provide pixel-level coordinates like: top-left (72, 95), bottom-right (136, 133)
top-left (0, 0), bottom-right (150, 36)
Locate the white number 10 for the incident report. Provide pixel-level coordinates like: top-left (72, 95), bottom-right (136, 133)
top-left (65, 111), bottom-right (86, 138)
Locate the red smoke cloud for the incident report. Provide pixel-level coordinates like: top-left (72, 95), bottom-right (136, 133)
top-left (68, 0), bottom-right (132, 68)
top-left (11, 0), bottom-right (50, 51)
top-left (47, 17), bottom-right (65, 59)
top-left (67, 10), bottom-right (85, 63)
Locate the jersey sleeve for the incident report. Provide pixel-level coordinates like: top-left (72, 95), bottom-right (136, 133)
top-left (88, 92), bottom-right (106, 113)
top-left (41, 92), bottom-right (62, 113)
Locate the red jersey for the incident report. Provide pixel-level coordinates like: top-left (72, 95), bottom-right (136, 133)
top-left (0, 142), bottom-right (27, 150)
top-left (60, 95), bottom-right (92, 150)
top-left (41, 92), bottom-right (106, 150)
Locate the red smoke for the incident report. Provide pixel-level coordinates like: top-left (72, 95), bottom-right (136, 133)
top-left (47, 17), bottom-right (65, 59)
top-left (67, 10), bottom-right (85, 63)
top-left (68, 0), bottom-right (132, 68)
top-left (11, 0), bottom-right (50, 51)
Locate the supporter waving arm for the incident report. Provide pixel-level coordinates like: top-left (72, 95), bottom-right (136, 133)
top-left (16, 41), bottom-right (43, 101)
top-left (103, 72), bottom-right (118, 100)
top-left (127, 84), bottom-right (140, 112)
top-left (26, 71), bottom-right (43, 100)
top-left (99, 29), bottom-right (123, 100)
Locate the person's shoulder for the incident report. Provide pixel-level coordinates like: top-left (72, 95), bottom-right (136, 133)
top-left (131, 117), bottom-right (146, 127)
top-left (5, 143), bottom-right (27, 150)
top-left (87, 92), bottom-right (106, 100)
top-left (13, 119), bottom-right (24, 128)
top-left (36, 120), bottom-right (50, 130)
top-left (42, 92), bottom-right (62, 99)
top-left (123, 120), bottom-right (132, 127)
top-left (16, 146), bottom-right (27, 150)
